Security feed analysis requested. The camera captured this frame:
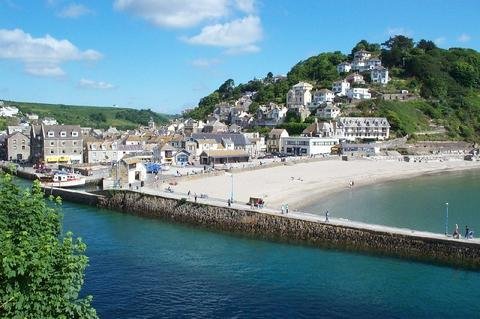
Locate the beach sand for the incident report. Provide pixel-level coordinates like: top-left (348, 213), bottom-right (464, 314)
top-left (173, 159), bottom-right (480, 211)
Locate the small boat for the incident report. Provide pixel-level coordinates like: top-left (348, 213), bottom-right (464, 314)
top-left (39, 171), bottom-right (86, 188)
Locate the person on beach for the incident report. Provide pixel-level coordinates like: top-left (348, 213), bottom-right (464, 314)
top-left (465, 226), bottom-right (469, 239)
top-left (325, 210), bottom-right (329, 222)
top-left (194, 193), bottom-right (197, 203)
top-left (285, 204), bottom-right (289, 214)
top-left (187, 190), bottom-right (191, 196)
top-left (227, 199), bottom-right (231, 207)
top-left (281, 205), bottom-right (285, 214)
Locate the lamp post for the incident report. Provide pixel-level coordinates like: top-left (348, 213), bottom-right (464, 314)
top-left (445, 202), bottom-right (449, 236)
top-left (225, 172), bottom-right (234, 203)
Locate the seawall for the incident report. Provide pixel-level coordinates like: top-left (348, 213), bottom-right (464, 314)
top-left (97, 190), bottom-right (480, 269)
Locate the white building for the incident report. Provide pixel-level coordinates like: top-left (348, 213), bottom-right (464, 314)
top-left (286, 82), bottom-right (313, 109)
top-left (366, 58), bottom-right (382, 69)
top-left (316, 105), bottom-right (341, 119)
top-left (353, 50), bottom-right (372, 61)
top-left (337, 117), bottom-right (390, 141)
top-left (347, 88), bottom-right (371, 100)
top-left (337, 62), bottom-right (352, 73)
top-left (313, 89), bottom-right (335, 105)
top-left (42, 117), bottom-right (58, 125)
top-left (371, 66), bottom-right (389, 85)
top-left (345, 73), bottom-right (365, 85)
top-left (352, 59), bottom-right (366, 71)
top-left (255, 103), bottom-right (288, 127)
top-left (0, 106), bottom-right (19, 117)
top-left (281, 136), bottom-right (339, 156)
top-left (332, 80), bottom-right (350, 96)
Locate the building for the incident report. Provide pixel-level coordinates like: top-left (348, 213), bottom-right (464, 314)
top-left (199, 149), bottom-right (250, 166)
top-left (371, 66), bottom-right (389, 85)
top-left (337, 117), bottom-right (390, 141)
top-left (42, 125), bottom-right (83, 164)
top-left (332, 80), bottom-right (350, 96)
top-left (366, 58), bottom-right (382, 69)
top-left (267, 128), bottom-right (289, 153)
top-left (192, 132), bottom-right (252, 154)
top-left (286, 82), bottom-right (313, 109)
top-left (353, 49), bottom-right (372, 61)
top-left (42, 117), bottom-right (58, 125)
top-left (6, 131), bottom-right (30, 162)
top-left (316, 105), bottom-right (341, 119)
top-left (347, 88), bottom-right (371, 100)
top-left (255, 103), bottom-right (288, 127)
top-left (345, 73), bottom-right (365, 85)
top-left (337, 62), bottom-right (351, 74)
top-left (0, 106), bottom-right (19, 117)
top-left (340, 143), bottom-right (380, 156)
top-left (313, 89), bottom-right (335, 105)
top-left (281, 136), bottom-right (338, 156)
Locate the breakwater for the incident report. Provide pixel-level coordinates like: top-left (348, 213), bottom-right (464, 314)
top-left (96, 189), bottom-right (480, 269)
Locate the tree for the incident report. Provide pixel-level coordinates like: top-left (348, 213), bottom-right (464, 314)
top-left (0, 174), bottom-right (98, 318)
top-left (351, 40), bottom-right (381, 56)
top-left (416, 39), bottom-right (437, 52)
top-left (218, 79), bottom-right (235, 99)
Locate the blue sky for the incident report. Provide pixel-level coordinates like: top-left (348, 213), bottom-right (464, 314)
top-left (0, 0), bottom-right (479, 114)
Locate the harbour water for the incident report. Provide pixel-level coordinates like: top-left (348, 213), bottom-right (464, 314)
top-left (48, 171), bottom-right (480, 317)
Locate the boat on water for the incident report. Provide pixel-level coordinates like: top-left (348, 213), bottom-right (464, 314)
top-left (39, 171), bottom-right (86, 188)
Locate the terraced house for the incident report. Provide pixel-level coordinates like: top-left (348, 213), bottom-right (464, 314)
top-left (41, 125), bottom-right (83, 164)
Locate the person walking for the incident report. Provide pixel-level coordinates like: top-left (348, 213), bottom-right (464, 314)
top-left (194, 193), bottom-right (197, 203)
top-left (285, 204), bottom-right (289, 214)
top-left (227, 198), bottom-right (231, 207)
top-left (465, 225), bottom-right (469, 239)
top-left (325, 210), bottom-right (329, 222)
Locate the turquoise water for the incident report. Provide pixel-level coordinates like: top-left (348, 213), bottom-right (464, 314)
top-left (304, 169), bottom-right (480, 234)
top-left (16, 173), bottom-right (480, 318)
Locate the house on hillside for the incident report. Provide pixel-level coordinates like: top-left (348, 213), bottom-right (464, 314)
top-left (337, 117), bottom-right (390, 141)
top-left (337, 62), bottom-right (352, 74)
top-left (332, 80), bottom-right (350, 96)
top-left (6, 131), bottom-right (30, 162)
top-left (347, 88), bottom-right (371, 100)
top-left (371, 66), bottom-right (389, 85)
top-left (345, 73), bottom-right (365, 85)
top-left (313, 89), bottom-right (335, 105)
top-left (316, 105), bottom-right (341, 119)
top-left (286, 82), bottom-right (313, 109)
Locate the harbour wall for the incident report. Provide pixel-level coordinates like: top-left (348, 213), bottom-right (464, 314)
top-left (96, 190), bottom-right (480, 269)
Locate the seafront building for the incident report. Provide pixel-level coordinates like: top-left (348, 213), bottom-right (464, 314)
top-left (281, 136), bottom-right (339, 156)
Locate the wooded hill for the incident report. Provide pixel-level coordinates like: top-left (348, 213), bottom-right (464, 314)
top-left (186, 36), bottom-right (480, 141)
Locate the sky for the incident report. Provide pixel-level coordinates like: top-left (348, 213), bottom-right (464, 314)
top-left (0, 0), bottom-right (479, 114)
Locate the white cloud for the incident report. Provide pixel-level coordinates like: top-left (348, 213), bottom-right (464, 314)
top-left (190, 58), bottom-right (221, 68)
top-left (386, 27), bottom-right (413, 37)
top-left (235, 0), bottom-right (255, 13)
top-left (434, 37), bottom-right (446, 46)
top-left (58, 3), bottom-right (93, 18)
top-left (79, 78), bottom-right (115, 90)
top-left (458, 33), bottom-right (471, 43)
top-left (184, 15), bottom-right (262, 53)
top-left (114, 0), bottom-right (229, 28)
top-left (0, 28), bottom-right (102, 77)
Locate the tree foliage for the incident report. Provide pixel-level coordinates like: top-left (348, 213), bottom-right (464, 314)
top-left (0, 174), bottom-right (97, 318)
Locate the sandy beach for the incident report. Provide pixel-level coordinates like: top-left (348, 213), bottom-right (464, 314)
top-left (170, 159), bottom-right (480, 211)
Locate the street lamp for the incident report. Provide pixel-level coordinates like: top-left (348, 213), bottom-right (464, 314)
top-left (225, 172), bottom-right (234, 202)
top-left (445, 202), bottom-right (449, 236)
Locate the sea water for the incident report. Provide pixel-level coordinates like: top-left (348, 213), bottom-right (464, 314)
top-left (45, 171), bottom-right (480, 317)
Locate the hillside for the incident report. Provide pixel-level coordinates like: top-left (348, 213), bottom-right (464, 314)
top-left (2, 101), bottom-right (172, 130)
top-left (187, 36), bottom-right (480, 141)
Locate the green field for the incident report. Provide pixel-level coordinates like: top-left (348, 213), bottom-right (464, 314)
top-left (4, 101), bottom-right (172, 130)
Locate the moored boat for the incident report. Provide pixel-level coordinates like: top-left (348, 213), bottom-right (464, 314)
top-left (39, 171), bottom-right (86, 188)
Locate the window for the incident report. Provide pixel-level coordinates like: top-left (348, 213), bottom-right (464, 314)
top-left (50, 150), bottom-right (54, 154)
top-left (13, 145), bottom-right (17, 150)
top-left (21, 146), bottom-right (25, 150)
top-left (60, 131), bottom-right (66, 137)
top-left (13, 140), bottom-right (17, 144)
top-left (50, 141), bottom-right (55, 146)
top-left (61, 141), bottom-right (66, 146)
top-left (62, 150), bottom-right (66, 154)
top-left (72, 131), bottom-right (78, 137)
top-left (73, 141), bottom-right (77, 146)
top-left (48, 131), bottom-right (54, 137)
top-left (22, 139), bottom-right (26, 144)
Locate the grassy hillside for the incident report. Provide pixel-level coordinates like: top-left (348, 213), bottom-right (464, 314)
top-left (5, 101), bottom-right (171, 130)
